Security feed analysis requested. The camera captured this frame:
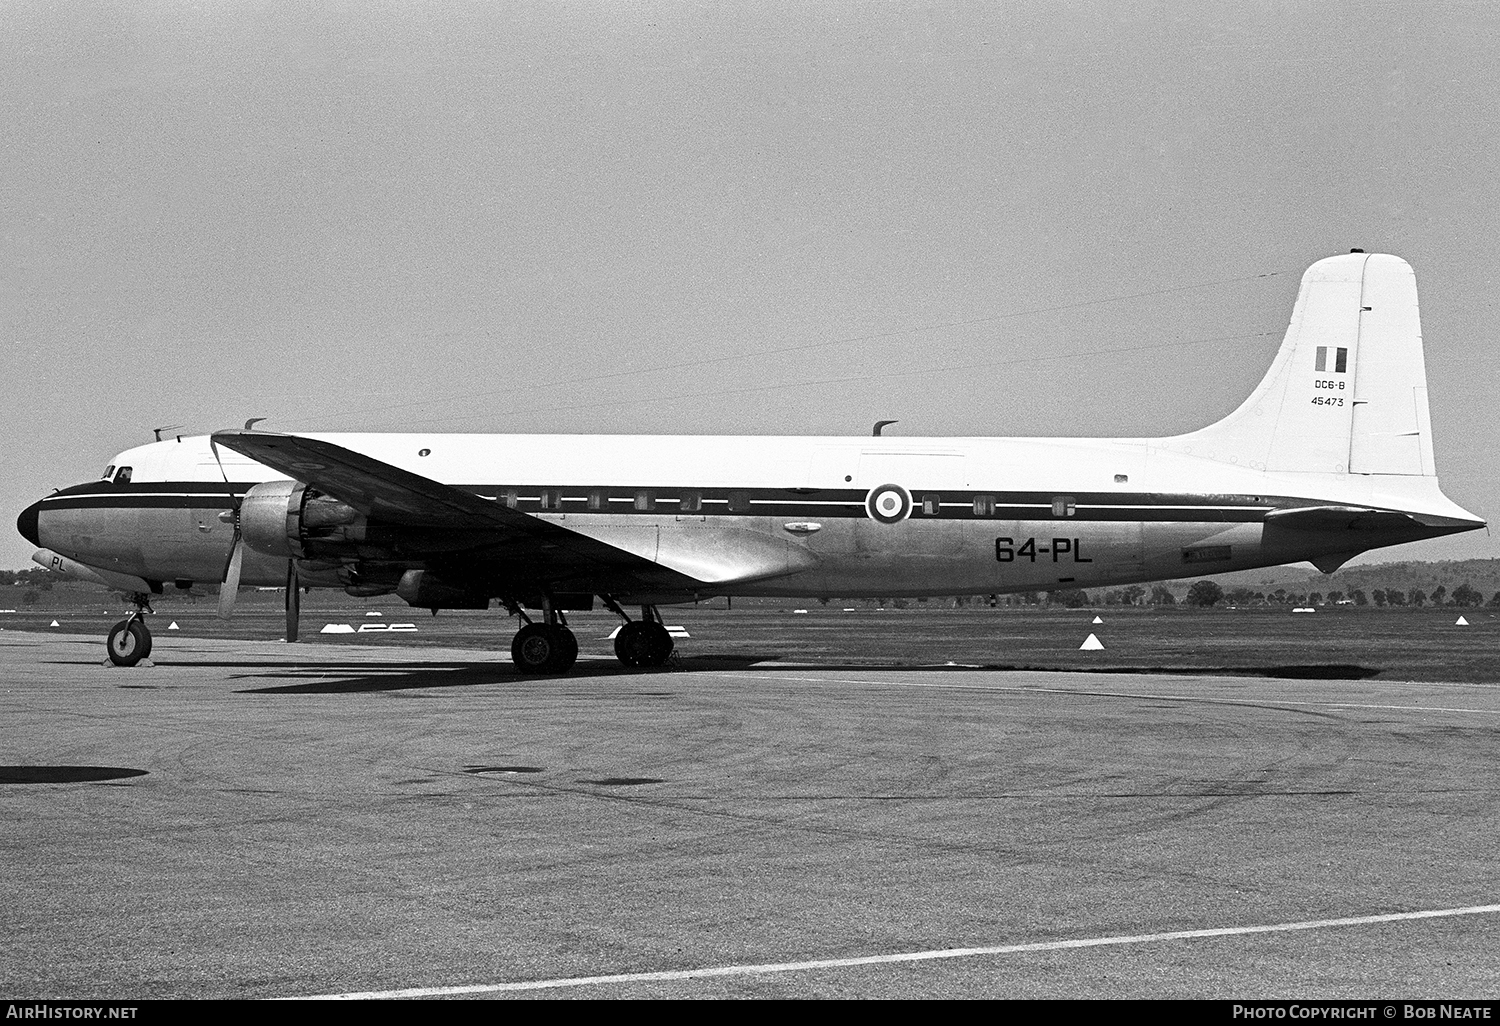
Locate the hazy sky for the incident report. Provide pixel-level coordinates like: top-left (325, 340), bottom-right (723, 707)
top-left (5, 1), bottom-right (1499, 569)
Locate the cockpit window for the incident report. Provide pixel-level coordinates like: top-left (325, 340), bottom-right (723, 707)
top-left (101, 465), bottom-right (115, 480)
top-left (114, 466), bottom-right (133, 485)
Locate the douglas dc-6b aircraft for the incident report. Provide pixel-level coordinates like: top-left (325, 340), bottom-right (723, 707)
top-left (15, 252), bottom-right (1486, 673)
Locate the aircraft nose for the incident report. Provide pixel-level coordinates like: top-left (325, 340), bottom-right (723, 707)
top-left (16, 500), bottom-right (42, 547)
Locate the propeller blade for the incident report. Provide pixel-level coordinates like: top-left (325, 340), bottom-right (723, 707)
top-left (285, 560), bottom-right (300, 643)
top-left (218, 539), bottom-right (243, 620)
top-left (214, 444), bottom-right (245, 622)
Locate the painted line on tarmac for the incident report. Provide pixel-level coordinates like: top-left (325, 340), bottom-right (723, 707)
top-left (718, 672), bottom-right (1500, 717)
top-left (296, 903), bottom-right (1500, 999)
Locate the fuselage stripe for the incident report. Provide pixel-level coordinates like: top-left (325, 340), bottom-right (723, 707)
top-left (32, 481), bottom-right (1303, 525)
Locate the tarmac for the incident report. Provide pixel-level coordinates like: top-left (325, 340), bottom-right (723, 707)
top-left (3, 629), bottom-right (1499, 999)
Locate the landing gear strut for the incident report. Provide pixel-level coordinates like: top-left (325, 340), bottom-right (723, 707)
top-left (611, 604), bottom-right (673, 668)
top-left (507, 600), bottom-right (577, 675)
top-left (106, 594), bottom-right (154, 667)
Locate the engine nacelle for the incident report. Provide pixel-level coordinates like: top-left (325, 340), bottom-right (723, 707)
top-left (240, 480), bottom-right (390, 560)
top-left (396, 570), bottom-right (490, 610)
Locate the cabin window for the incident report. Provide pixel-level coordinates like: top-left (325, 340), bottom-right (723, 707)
top-left (501, 488), bottom-right (518, 509)
top-left (680, 490), bottom-right (702, 513)
top-left (921, 494), bottom-right (941, 516)
top-left (972, 495), bottom-right (996, 516)
top-left (1051, 496), bottom-right (1076, 517)
top-left (587, 490), bottom-right (603, 511)
top-left (540, 489), bottom-right (562, 511)
top-left (101, 465), bottom-right (115, 480)
top-left (114, 467), bottom-right (133, 485)
top-left (634, 489), bottom-right (656, 511)
top-left (727, 490), bottom-right (752, 513)
top-left (1114, 474), bottom-right (1128, 484)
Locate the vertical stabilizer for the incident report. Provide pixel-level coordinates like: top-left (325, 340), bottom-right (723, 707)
top-left (1158, 253), bottom-right (1435, 476)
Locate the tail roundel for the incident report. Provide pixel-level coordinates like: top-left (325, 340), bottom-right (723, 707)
top-left (1159, 252), bottom-right (1435, 477)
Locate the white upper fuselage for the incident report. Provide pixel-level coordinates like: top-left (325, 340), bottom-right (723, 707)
top-left (98, 431), bottom-right (1471, 506)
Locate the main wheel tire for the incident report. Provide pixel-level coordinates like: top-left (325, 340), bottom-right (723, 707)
top-left (137, 624), bottom-right (153, 660)
top-left (106, 620), bottom-right (148, 667)
top-left (614, 622), bottom-right (643, 666)
top-left (639, 621), bottom-right (674, 666)
top-left (511, 624), bottom-right (577, 674)
top-left (554, 627), bottom-right (578, 673)
top-left (614, 621), bottom-right (673, 668)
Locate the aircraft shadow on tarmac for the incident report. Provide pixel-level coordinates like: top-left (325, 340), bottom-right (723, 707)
top-left (0, 765), bottom-right (148, 784)
top-left (225, 655), bottom-right (779, 693)
top-left (62, 654), bottom-right (1387, 695)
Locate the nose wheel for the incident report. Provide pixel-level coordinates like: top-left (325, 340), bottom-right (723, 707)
top-left (106, 596), bottom-right (154, 667)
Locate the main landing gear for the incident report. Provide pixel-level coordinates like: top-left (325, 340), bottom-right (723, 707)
top-left (504, 597), bottom-right (675, 674)
top-left (106, 594), bottom-right (154, 667)
top-left (507, 601), bottom-right (578, 675)
top-left (611, 603), bottom-right (673, 669)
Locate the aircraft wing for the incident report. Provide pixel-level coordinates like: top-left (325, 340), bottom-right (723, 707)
top-left (213, 429), bottom-right (529, 530)
top-left (209, 430), bottom-right (810, 592)
top-left (211, 429), bottom-right (708, 591)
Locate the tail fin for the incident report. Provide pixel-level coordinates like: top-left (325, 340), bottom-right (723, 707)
top-left (1159, 252), bottom-right (1435, 476)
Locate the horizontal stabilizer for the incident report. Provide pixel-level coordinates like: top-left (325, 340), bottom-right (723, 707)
top-left (1264, 504), bottom-right (1480, 534)
top-left (1262, 506), bottom-right (1427, 534)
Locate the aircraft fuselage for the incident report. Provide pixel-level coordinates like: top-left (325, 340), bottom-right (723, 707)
top-left (22, 431), bottom-right (1478, 601)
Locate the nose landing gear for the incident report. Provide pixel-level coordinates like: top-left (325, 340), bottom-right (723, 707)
top-left (106, 594), bottom-right (154, 667)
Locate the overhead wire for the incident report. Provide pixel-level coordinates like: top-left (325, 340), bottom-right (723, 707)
top-left (395, 328), bottom-right (1280, 429)
top-left (296, 269), bottom-right (1284, 429)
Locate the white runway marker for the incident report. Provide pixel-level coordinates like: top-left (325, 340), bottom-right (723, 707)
top-left (296, 903), bottom-right (1500, 1000)
top-left (1079, 633), bottom-right (1103, 650)
top-left (605, 625), bottom-right (691, 640)
top-left (1456, 615), bottom-right (1469, 626)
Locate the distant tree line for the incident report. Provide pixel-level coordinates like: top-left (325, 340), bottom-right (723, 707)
top-left (859, 577), bottom-right (1500, 610)
top-left (0, 568), bottom-right (53, 588)
top-left (1178, 580), bottom-right (1500, 609)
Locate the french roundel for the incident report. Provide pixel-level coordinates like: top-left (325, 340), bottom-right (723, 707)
top-left (865, 484), bottom-right (912, 524)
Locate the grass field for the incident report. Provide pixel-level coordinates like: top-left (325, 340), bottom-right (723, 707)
top-left (5, 599), bottom-right (1496, 683)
